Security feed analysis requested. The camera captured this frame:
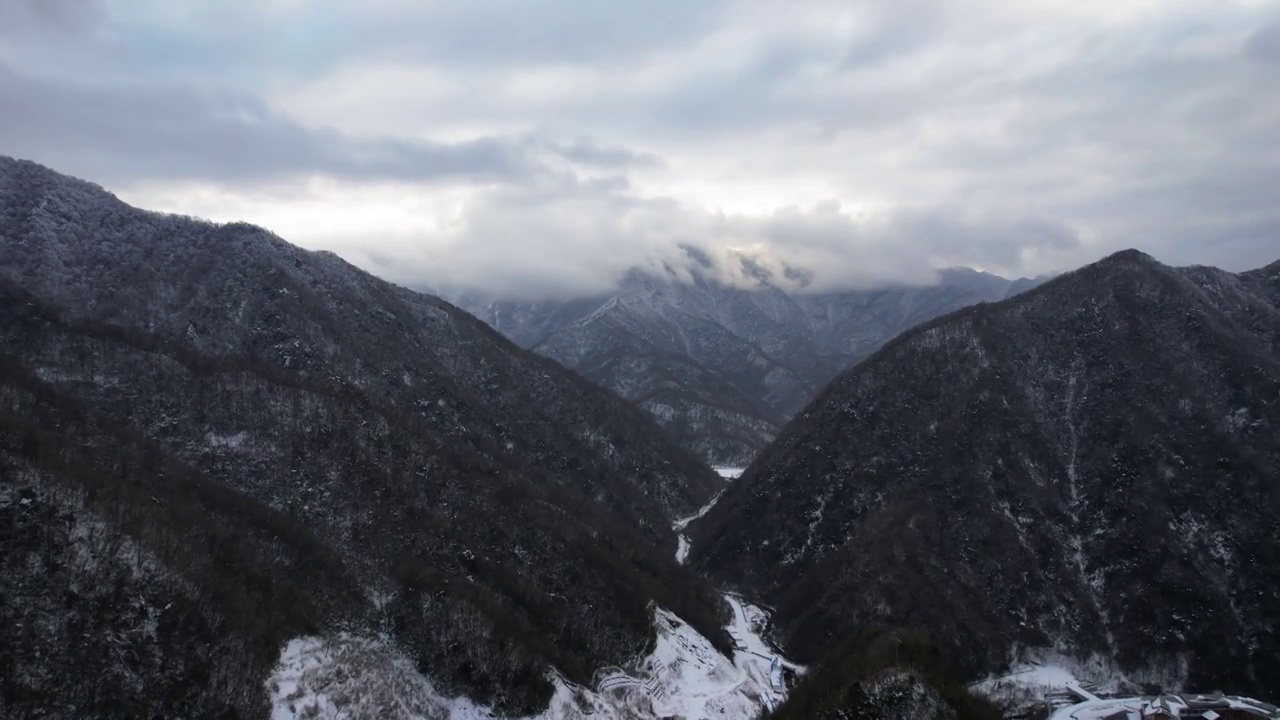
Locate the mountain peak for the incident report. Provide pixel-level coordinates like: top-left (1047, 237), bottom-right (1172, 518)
top-left (1094, 247), bottom-right (1161, 269)
top-left (692, 249), bottom-right (1280, 696)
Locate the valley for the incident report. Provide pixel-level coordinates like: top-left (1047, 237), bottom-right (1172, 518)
top-left (675, 467), bottom-right (743, 565)
top-left (4, 0), bottom-right (1278, 716)
top-left (2, 157), bottom-right (1276, 720)
top-left (452, 270), bottom-right (1049, 466)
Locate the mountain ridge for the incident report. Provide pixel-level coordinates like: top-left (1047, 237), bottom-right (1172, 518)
top-left (453, 265), bottom-right (1052, 465)
top-left (692, 247), bottom-right (1280, 698)
top-left (0, 155), bottom-right (731, 717)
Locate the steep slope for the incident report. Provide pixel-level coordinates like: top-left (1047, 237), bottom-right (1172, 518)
top-left (693, 250), bottom-right (1280, 697)
top-left (0, 156), bottom-right (729, 717)
top-left (766, 625), bottom-right (1003, 720)
top-left (460, 268), bottom-right (1041, 466)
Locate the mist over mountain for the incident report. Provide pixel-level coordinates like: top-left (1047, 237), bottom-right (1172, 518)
top-left (692, 249), bottom-right (1280, 699)
top-left (0, 156), bottom-right (730, 717)
top-left (453, 265), bottom-right (1051, 465)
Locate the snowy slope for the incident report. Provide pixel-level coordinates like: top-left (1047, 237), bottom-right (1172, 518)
top-left (269, 595), bottom-right (801, 720)
top-left (969, 648), bottom-right (1194, 717)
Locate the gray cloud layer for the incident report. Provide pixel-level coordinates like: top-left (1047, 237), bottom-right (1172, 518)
top-left (0, 64), bottom-right (550, 184)
top-left (0, 0), bottom-right (1276, 299)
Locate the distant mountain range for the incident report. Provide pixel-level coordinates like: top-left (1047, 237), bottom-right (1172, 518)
top-left (692, 249), bottom-right (1280, 708)
top-left (452, 266), bottom-right (1052, 465)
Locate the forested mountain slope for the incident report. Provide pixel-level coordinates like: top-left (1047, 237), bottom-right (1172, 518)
top-left (693, 249), bottom-right (1280, 697)
top-left (458, 267), bottom-right (1047, 465)
top-left (0, 156), bottom-right (728, 717)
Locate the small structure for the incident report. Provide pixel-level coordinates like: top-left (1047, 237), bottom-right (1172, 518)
top-left (1231, 699), bottom-right (1280, 720)
top-left (1161, 694), bottom-right (1280, 720)
top-left (1181, 693), bottom-right (1230, 710)
top-left (1142, 696), bottom-right (1179, 720)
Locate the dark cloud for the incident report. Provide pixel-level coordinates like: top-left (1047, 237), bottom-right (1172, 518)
top-left (0, 0), bottom-right (103, 36)
top-left (0, 64), bottom-right (662, 187)
top-left (1246, 22), bottom-right (1280, 64)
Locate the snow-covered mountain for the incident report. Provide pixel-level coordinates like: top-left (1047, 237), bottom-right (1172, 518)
top-left (454, 266), bottom-right (1050, 465)
top-left (0, 157), bottom-right (733, 718)
top-left (692, 249), bottom-right (1280, 701)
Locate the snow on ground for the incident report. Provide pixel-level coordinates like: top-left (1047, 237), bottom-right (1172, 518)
top-left (675, 534), bottom-right (691, 564)
top-left (969, 647), bottom-right (1186, 714)
top-left (967, 649), bottom-right (1250, 719)
top-left (970, 658), bottom-right (1099, 716)
top-left (726, 596), bottom-right (778, 665)
top-left (617, 594), bottom-right (802, 717)
top-left (639, 603), bottom-right (785, 718)
top-left (1048, 694), bottom-right (1280, 720)
top-left (205, 430), bottom-right (249, 449)
top-left (971, 662), bottom-right (1081, 695)
top-left (673, 491), bottom-right (724, 532)
top-left (670, 468), bottom-right (743, 563)
top-left (267, 594), bottom-right (801, 720)
top-left (1049, 697), bottom-right (1145, 720)
top-left (672, 488), bottom-right (726, 563)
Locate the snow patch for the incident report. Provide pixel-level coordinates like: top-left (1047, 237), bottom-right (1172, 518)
top-left (971, 648), bottom-right (1189, 717)
top-left (672, 489), bottom-right (726, 562)
top-left (268, 634), bottom-right (534, 720)
top-left (713, 467), bottom-right (746, 479)
top-left (206, 431), bottom-right (249, 449)
top-left (267, 595), bottom-right (801, 719)
top-left (673, 492), bottom-right (724, 532)
top-left (1048, 694), bottom-right (1280, 720)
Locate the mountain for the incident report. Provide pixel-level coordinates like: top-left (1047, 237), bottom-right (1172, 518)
top-left (1004, 273), bottom-right (1056, 299)
top-left (456, 267), bottom-right (1047, 466)
top-left (692, 250), bottom-right (1280, 698)
top-left (0, 157), bottom-right (731, 718)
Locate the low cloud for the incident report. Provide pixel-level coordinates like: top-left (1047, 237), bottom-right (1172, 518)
top-left (313, 185), bottom-right (1082, 301)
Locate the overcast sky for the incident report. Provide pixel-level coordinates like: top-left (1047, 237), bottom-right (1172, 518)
top-left (2, 0), bottom-right (1277, 298)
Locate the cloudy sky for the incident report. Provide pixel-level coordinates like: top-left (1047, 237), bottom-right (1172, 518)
top-left (2, 0), bottom-right (1277, 298)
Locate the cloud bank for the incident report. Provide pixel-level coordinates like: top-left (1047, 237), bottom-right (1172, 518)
top-left (1, 0), bottom-right (1276, 299)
